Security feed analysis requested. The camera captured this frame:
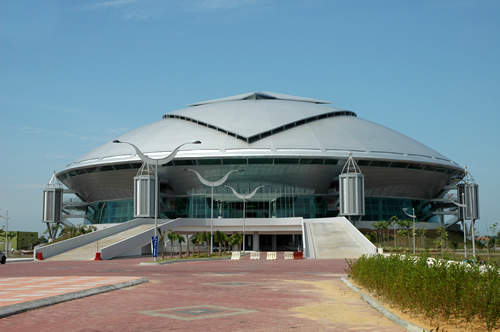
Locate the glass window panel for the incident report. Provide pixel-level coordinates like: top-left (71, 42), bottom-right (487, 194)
top-left (197, 159), bottom-right (222, 165)
top-left (370, 160), bottom-right (391, 167)
top-left (274, 158), bottom-right (299, 164)
top-left (173, 159), bottom-right (197, 166)
top-left (222, 158), bottom-right (247, 165)
top-left (248, 158), bottom-right (273, 164)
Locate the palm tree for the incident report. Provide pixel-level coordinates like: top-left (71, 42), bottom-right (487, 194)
top-left (389, 216), bottom-right (400, 248)
top-left (167, 231), bottom-right (178, 258)
top-left (194, 232), bottom-right (202, 256)
top-left (202, 231), bottom-right (212, 257)
top-left (157, 227), bottom-right (167, 260)
top-left (372, 221), bottom-right (383, 246)
top-left (177, 234), bottom-right (186, 258)
top-left (229, 233), bottom-right (243, 251)
top-left (396, 219), bottom-right (411, 249)
top-left (185, 234), bottom-right (190, 258)
top-left (222, 232), bottom-right (229, 254)
top-left (380, 219), bottom-right (392, 247)
top-left (214, 231), bottom-right (227, 256)
top-left (191, 233), bottom-right (199, 257)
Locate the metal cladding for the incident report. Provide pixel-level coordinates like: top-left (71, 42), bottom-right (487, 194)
top-left (339, 154), bottom-right (365, 216)
top-left (457, 183), bottom-right (480, 220)
top-left (43, 173), bottom-right (63, 223)
top-left (133, 163), bottom-right (155, 218)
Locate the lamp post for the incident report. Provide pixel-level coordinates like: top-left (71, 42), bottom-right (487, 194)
top-left (113, 139), bottom-right (201, 261)
top-left (184, 168), bottom-right (244, 255)
top-left (446, 192), bottom-right (468, 259)
top-left (402, 207), bottom-right (416, 255)
top-left (447, 166), bottom-right (478, 259)
top-left (0, 209), bottom-right (9, 258)
top-left (224, 185), bottom-right (269, 252)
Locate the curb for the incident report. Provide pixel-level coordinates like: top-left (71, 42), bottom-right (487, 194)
top-left (341, 277), bottom-right (429, 332)
top-left (0, 278), bottom-right (148, 319)
top-left (3, 258), bottom-right (34, 263)
top-left (140, 254), bottom-right (248, 265)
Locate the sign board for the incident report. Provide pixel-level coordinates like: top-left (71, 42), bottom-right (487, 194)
top-left (151, 236), bottom-right (158, 258)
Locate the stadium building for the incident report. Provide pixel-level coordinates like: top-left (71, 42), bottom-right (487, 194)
top-left (52, 91), bottom-right (466, 254)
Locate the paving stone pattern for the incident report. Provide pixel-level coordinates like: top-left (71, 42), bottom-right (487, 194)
top-left (0, 256), bottom-right (405, 331)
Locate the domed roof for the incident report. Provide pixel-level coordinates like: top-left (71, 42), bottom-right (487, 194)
top-left (62, 92), bottom-right (460, 171)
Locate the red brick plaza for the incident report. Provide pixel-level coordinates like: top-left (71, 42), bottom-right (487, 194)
top-left (0, 256), bottom-right (404, 331)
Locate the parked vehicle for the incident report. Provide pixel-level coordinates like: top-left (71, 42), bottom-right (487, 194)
top-left (1, 251), bottom-right (6, 264)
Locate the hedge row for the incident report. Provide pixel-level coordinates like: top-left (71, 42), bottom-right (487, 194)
top-left (346, 254), bottom-right (500, 331)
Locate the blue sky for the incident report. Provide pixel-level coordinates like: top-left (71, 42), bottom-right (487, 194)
top-left (1, 0), bottom-right (499, 237)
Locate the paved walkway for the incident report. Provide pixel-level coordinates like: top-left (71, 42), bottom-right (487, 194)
top-left (0, 256), bottom-right (415, 331)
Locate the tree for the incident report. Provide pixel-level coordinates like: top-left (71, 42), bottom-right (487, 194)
top-left (201, 231), bottom-right (212, 257)
top-left (177, 234), bottom-right (186, 258)
top-left (43, 224), bottom-right (62, 240)
top-left (214, 231), bottom-right (228, 256)
top-left (157, 227), bottom-right (167, 260)
top-left (38, 235), bottom-right (48, 244)
top-left (191, 233), bottom-right (199, 257)
top-left (228, 233), bottom-right (243, 251)
top-left (397, 229), bottom-right (408, 250)
top-left (0, 230), bottom-right (15, 251)
top-left (380, 219), bottom-right (391, 247)
top-left (185, 234), bottom-right (190, 258)
top-left (372, 221), bottom-right (383, 246)
top-left (167, 231), bottom-right (178, 258)
top-left (487, 223), bottom-right (498, 262)
top-left (435, 226), bottom-right (448, 254)
top-left (416, 227), bottom-right (427, 250)
top-left (221, 232), bottom-right (229, 254)
top-left (389, 216), bottom-right (400, 248)
top-left (451, 240), bottom-right (459, 259)
top-left (399, 219), bottom-right (413, 251)
top-left (193, 232), bottom-right (202, 256)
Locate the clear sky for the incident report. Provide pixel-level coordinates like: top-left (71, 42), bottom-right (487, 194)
top-left (1, 0), bottom-right (499, 237)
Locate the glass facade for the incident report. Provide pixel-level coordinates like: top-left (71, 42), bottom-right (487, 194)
top-left (84, 196), bottom-right (438, 224)
top-left (85, 200), bottom-right (134, 224)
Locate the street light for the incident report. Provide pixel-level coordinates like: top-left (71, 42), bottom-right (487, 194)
top-left (447, 166), bottom-right (478, 259)
top-left (0, 209), bottom-right (9, 258)
top-left (113, 139), bottom-right (201, 261)
top-left (402, 207), bottom-right (416, 255)
top-left (446, 192), bottom-right (468, 259)
top-left (184, 168), bottom-right (244, 255)
top-left (224, 184), bottom-right (269, 252)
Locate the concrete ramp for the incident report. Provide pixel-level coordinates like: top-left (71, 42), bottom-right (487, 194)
top-left (46, 224), bottom-right (155, 261)
top-left (304, 217), bottom-right (376, 259)
top-left (35, 218), bottom-right (160, 261)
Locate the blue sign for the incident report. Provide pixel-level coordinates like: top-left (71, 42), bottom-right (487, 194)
top-left (152, 236), bottom-right (158, 258)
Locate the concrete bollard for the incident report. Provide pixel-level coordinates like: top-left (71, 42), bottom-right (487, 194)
top-left (250, 252), bottom-right (260, 260)
top-left (266, 252), bottom-right (277, 260)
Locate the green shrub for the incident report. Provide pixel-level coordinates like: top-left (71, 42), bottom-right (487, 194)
top-left (346, 254), bottom-right (500, 330)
